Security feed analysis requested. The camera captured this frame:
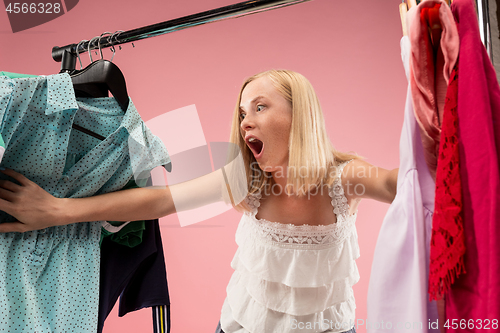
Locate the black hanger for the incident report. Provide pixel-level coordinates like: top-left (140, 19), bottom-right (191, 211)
top-left (68, 59), bottom-right (129, 140)
top-left (71, 59), bottom-right (129, 111)
top-left (62, 40), bottom-right (172, 172)
top-left (64, 36), bottom-right (128, 140)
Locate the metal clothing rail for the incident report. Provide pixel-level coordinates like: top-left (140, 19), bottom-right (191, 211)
top-left (477, 0), bottom-right (492, 58)
top-left (52, 0), bottom-right (311, 71)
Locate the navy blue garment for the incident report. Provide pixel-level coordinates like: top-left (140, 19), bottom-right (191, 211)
top-left (97, 217), bottom-right (170, 332)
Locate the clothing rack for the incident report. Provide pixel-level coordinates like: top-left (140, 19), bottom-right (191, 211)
top-left (52, 0), bottom-right (311, 72)
top-left (476, 0), bottom-right (492, 58)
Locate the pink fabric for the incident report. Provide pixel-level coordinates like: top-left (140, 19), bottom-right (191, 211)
top-left (367, 37), bottom-right (439, 333)
top-left (407, 0), bottom-right (459, 180)
top-left (445, 0), bottom-right (500, 331)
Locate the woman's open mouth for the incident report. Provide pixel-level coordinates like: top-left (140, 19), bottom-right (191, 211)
top-left (246, 136), bottom-right (264, 159)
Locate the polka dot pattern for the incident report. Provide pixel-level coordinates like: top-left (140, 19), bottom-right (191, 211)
top-left (0, 74), bottom-right (170, 332)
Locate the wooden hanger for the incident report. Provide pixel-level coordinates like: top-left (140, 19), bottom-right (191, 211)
top-left (400, 1), bottom-right (408, 36)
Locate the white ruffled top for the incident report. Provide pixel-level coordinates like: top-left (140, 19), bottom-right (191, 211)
top-left (220, 161), bottom-right (360, 333)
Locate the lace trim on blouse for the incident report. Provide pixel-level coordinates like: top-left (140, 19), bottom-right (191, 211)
top-left (244, 161), bottom-right (356, 246)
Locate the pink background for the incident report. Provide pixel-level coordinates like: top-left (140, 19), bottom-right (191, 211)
top-left (0, 0), bottom-right (407, 332)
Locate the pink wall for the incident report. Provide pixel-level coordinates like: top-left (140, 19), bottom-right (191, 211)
top-left (0, 0), bottom-right (407, 332)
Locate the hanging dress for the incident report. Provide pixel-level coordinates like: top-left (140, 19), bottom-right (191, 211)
top-left (0, 73), bottom-right (170, 333)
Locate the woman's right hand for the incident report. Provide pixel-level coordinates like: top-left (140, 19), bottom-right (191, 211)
top-left (0, 168), bottom-right (66, 233)
top-left (0, 160), bottom-right (248, 232)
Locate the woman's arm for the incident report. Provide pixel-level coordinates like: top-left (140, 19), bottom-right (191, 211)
top-left (0, 166), bottom-right (234, 233)
top-left (64, 186), bottom-right (174, 223)
top-left (342, 159), bottom-right (398, 204)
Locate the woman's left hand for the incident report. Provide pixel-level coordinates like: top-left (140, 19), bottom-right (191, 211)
top-left (0, 168), bottom-right (65, 233)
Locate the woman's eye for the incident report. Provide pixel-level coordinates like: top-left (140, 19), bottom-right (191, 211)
top-left (239, 113), bottom-right (246, 120)
top-left (257, 105), bottom-right (265, 112)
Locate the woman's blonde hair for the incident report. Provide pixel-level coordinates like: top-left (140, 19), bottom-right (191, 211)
top-left (228, 69), bottom-right (361, 212)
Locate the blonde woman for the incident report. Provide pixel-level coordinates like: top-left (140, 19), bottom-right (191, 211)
top-left (0, 70), bottom-right (397, 333)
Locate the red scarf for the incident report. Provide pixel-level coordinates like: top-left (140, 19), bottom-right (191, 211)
top-left (428, 64), bottom-right (465, 300)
